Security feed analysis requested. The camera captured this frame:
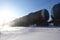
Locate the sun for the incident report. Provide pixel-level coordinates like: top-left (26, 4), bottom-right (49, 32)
top-left (0, 9), bottom-right (15, 26)
top-left (0, 9), bottom-right (18, 31)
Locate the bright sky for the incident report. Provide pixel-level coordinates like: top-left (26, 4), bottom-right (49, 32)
top-left (0, 0), bottom-right (60, 25)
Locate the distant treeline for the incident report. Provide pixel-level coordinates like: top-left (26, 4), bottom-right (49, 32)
top-left (9, 3), bottom-right (60, 27)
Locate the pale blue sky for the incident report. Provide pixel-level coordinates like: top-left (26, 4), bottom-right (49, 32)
top-left (0, 0), bottom-right (60, 18)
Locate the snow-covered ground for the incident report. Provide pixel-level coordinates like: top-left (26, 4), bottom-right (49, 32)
top-left (0, 27), bottom-right (60, 40)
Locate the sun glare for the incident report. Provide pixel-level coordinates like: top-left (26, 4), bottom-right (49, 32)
top-left (0, 9), bottom-right (15, 26)
top-left (0, 9), bottom-right (17, 31)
